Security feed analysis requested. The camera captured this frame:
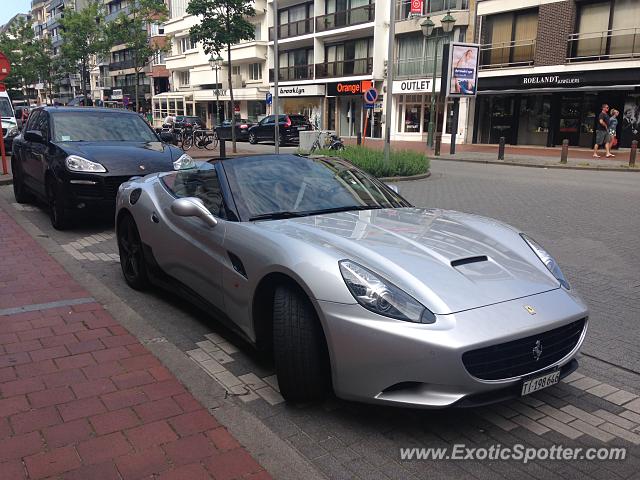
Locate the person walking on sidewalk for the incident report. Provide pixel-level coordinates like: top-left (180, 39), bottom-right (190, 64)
top-left (594, 103), bottom-right (610, 158)
top-left (605, 108), bottom-right (620, 158)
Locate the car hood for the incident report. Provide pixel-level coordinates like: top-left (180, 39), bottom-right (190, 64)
top-left (55, 141), bottom-right (179, 176)
top-left (255, 208), bottom-right (560, 314)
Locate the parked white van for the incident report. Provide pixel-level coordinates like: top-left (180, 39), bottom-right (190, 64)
top-left (0, 91), bottom-right (18, 153)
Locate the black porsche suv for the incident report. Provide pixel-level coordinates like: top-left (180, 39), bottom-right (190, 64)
top-left (11, 107), bottom-right (184, 230)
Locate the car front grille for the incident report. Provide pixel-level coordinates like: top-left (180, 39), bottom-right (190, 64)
top-left (71, 176), bottom-right (131, 203)
top-left (462, 318), bottom-right (586, 381)
top-left (104, 176), bottom-right (131, 199)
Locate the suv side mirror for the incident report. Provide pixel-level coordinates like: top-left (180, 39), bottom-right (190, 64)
top-left (24, 130), bottom-right (44, 143)
top-left (171, 197), bottom-right (218, 228)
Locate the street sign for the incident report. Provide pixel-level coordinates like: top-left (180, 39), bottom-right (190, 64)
top-left (112, 88), bottom-right (123, 100)
top-left (266, 92), bottom-right (272, 105)
top-left (363, 87), bottom-right (378, 105)
top-left (364, 103), bottom-right (374, 109)
top-left (410, 0), bottom-right (423, 14)
top-left (0, 52), bottom-right (10, 82)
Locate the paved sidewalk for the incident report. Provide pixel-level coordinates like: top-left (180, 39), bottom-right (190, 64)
top-left (343, 138), bottom-right (640, 171)
top-left (0, 208), bottom-right (271, 479)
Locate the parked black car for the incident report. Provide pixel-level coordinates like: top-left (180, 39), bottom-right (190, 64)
top-left (173, 115), bottom-right (206, 130)
top-left (247, 114), bottom-right (313, 146)
top-left (11, 107), bottom-right (185, 230)
top-left (214, 118), bottom-right (255, 141)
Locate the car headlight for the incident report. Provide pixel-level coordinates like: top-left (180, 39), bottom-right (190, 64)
top-left (521, 234), bottom-right (570, 290)
top-left (339, 260), bottom-right (435, 323)
top-left (65, 155), bottom-right (107, 173)
top-left (173, 153), bottom-right (195, 170)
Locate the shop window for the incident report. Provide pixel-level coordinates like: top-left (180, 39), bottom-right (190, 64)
top-left (517, 95), bottom-right (551, 146)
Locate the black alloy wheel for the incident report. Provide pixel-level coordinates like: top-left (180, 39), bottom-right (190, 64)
top-left (117, 214), bottom-right (149, 290)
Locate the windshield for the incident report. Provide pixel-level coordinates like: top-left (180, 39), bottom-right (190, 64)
top-left (0, 98), bottom-right (14, 118)
top-left (51, 111), bottom-right (158, 142)
top-left (222, 155), bottom-right (410, 221)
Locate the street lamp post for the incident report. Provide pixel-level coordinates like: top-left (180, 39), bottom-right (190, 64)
top-left (208, 54), bottom-right (223, 128)
top-left (421, 11), bottom-right (456, 149)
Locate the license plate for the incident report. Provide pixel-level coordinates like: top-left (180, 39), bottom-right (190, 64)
top-left (521, 369), bottom-right (560, 396)
top-left (297, 126), bottom-right (307, 130)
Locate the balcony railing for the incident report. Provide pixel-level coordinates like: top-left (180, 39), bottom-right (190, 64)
top-left (394, 56), bottom-right (441, 78)
top-left (109, 59), bottom-right (137, 71)
top-left (316, 5), bottom-right (375, 32)
top-left (269, 65), bottom-right (314, 81)
top-left (268, 18), bottom-right (313, 40)
top-left (395, 0), bottom-right (469, 21)
top-left (315, 57), bottom-right (373, 78)
top-left (567, 28), bottom-right (640, 62)
top-left (479, 39), bottom-right (536, 69)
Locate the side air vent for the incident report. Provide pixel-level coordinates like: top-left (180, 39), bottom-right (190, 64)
top-left (228, 252), bottom-right (247, 278)
top-left (451, 256), bottom-right (488, 268)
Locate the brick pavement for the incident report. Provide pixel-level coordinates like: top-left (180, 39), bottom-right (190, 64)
top-left (0, 208), bottom-right (271, 480)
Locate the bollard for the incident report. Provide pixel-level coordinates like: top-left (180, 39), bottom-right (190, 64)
top-left (560, 139), bottom-right (569, 164)
top-left (498, 137), bottom-right (505, 160)
top-left (435, 133), bottom-right (442, 157)
top-left (356, 131), bottom-right (362, 146)
top-left (219, 139), bottom-right (226, 158)
top-left (630, 140), bottom-right (637, 168)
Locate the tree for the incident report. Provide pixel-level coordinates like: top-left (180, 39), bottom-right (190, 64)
top-left (0, 18), bottom-right (40, 98)
top-left (108, 0), bottom-right (169, 111)
top-left (59, 1), bottom-right (112, 100)
top-left (32, 37), bottom-right (67, 104)
top-left (187, 0), bottom-right (255, 153)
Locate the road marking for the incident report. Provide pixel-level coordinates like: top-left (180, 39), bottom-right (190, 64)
top-left (61, 232), bottom-right (118, 262)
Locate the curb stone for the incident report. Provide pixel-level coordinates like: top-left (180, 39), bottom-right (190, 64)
top-left (434, 156), bottom-right (640, 173)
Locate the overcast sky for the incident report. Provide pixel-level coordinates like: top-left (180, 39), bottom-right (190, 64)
top-left (1, 0), bottom-right (32, 27)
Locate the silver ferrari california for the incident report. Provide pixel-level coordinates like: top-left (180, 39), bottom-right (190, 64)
top-left (115, 154), bottom-right (588, 408)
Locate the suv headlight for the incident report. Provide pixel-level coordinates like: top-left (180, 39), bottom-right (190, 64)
top-left (65, 155), bottom-right (107, 173)
top-left (173, 153), bottom-right (195, 170)
top-left (339, 260), bottom-right (435, 324)
top-left (521, 234), bottom-right (570, 290)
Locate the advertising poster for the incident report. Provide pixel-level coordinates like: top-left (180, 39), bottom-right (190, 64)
top-left (446, 43), bottom-right (480, 97)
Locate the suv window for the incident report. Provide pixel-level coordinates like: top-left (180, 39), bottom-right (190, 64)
top-left (260, 116), bottom-right (274, 125)
top-left (25, 110), bottom-right (41, 132)
top-left (35, 112), bottom-right (50, 141)
top-left (288, 115), bottom-right (308, 126)
top-left (162, 163), bottom-right (225, 218)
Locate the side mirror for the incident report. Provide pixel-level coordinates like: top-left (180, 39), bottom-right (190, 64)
top-left (171, 197), bottom-right (218, 228)
top-left (386, 183), bottom-right (400, 194)
top-left (24, 130), bottom-right (44, 143)
top-left (159, 131), bottom-right (174, 144)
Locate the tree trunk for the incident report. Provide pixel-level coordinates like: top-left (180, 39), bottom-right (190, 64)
top-left (82, 59), bottom-right (88, 100)
top-left (134, 52), bottom-right (140, 112)
top-left (227, 44), bottom-right (236, 153)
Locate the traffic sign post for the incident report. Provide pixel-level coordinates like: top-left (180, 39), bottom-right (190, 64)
top-left (266, 92), bottom-right (272, 106)
top-left (0, 52), bottom-right (11, 175)
top-left (362, 87), bottom-right (378, 146)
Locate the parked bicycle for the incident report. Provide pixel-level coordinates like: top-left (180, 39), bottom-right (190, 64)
top-left (182, 128), bottom-right (218, 151)
top-left (309, 131), bottom-right (345, 153)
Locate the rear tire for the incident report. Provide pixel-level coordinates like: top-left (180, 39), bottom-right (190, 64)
top-left (11, 157), bottom-right (33, 204)
top-left (248, 132), bottom-right (257, 144)
top-left (273, 285), bottom-right (330, 402)
top-left (204, 132), bottom-right (217, 150)
top-left (117, 214), bottom-right (149, 290)
top-left (46, 177), bottom-right (71, 230)
top-left (278, 134), bottom-right (286, 147)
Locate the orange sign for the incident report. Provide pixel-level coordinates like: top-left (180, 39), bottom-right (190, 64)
top-left (0, 52), bottom-right (10, 82)
top-left (328, 80), bottom-right (373, 96)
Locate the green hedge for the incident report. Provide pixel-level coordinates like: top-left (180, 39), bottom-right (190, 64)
top-left (314, 146), bottom-right (430, 177)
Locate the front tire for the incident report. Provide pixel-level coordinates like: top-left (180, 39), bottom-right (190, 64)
top-left (12, 157), bottom-right (33, 204)
top-left (273, 285), bottom-right (330, 402)
top-left (46, 177), bottom-right (71, 230)
top-left (248, 132), bottom-right (257, 144)
top-left (117, 214), bottom-right (149, 290)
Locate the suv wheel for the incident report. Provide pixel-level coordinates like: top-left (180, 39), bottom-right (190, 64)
top-left (46, 177), bottom-right (71, 230)
top-left (249, 132), bottom-right (257, 144)
top-left (11, 157), bottom-right (33, 204)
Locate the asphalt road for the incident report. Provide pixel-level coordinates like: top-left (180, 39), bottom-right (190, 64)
top-left (2, 159), bottom-right (640, 480)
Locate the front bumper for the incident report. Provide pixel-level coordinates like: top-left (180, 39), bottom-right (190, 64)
top-left (318, 287), bottom-right (588, 408)
top-left (61, 175), bottom-right (134, 210)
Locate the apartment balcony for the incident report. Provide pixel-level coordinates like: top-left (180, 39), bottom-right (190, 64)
top-left (479, 39), bottom-right (536, 69)
top-left (315, 58), bottom-right (373, 78)
top-left (394, 57), bottom-right (441, 78)
top-left (567, 28), bottom-right (640, 62)
top-left (268, 18), bottom-right (313, 41)
top-left (316, 5), bottom-right (375, 33)
top-left (109, 59), bottom-right (137, 71)
top-left (269, 65), bottom-right (314, 82)
top-left (230, 41), bottom-right (268, 62)
top-left (51, 35), bottom-right (63, 47)
top-left (105, 6), bottom-right (130, 23)
top-left (46, 0), bottom-right (64, 13)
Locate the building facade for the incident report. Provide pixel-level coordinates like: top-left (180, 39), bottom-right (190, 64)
top-left (153, 0), bottom-right (473, 143)
top-left (473, 0), bottom-right (640, 148)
